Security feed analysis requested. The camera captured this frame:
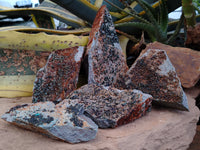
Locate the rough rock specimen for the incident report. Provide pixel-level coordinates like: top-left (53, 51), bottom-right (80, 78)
top-left (0, 92), bottom-right (199, 149)
top-left (87, 5), bottom-right (128, 86)
top-left (66, 84), bottom-right (152, 128)
top-left (124, 49), bottom-right (189, 111)
top-left (32, 46), bottom-right (84, 103)
top-left (185, 23), bottom-right (200, 51)
top-left (145, 42), bottom-right (200, 88)
top-left (1, 101), bottom-right (98, 143)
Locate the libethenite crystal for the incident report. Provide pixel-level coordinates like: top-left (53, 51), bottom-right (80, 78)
top-left (66, 84), bottom-right (152, 128)
top-left (32, 46), bottom-right (84, 103)
top-left (87, 5), bottom-right (128, 87)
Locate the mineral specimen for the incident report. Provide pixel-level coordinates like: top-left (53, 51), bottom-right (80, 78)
top-left (87, 5), bottom-right (128, 87)
top-left (145, 42), bottom-right (200, 88)
top-left (185, 23), bottom-right (200, 51)
top-left (66, 84), bottom-right (152, 128)
top-left (32, 46), bottom-right (84, 103)
top-left (1, 101), bottom-right (98, 143)
top-left (124, 49), bottom-right (189, 111)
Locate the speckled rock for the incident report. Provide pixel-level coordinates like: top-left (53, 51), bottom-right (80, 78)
top-left (66, 84), bottom-right (152, 128)
top-left (87, 5), bottom-right (128, 87)
top-left (32, 46), bottom-right (84, 103)
top-left (124, 49), bottom-right (189, 111)
top-left (1, 101), bottom-right (98, 143)
top-left (145, 42), bottom-right (200, 88)
top-left (185, 23), bottom-right (200, 51)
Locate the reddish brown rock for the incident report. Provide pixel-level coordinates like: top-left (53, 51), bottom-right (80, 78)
top-left (32, 46), bottom-right (84, 103)
top-left (87, 6), bottom-right (128, 87)
top-left (145, 42), bottom-right (200, 88)
top-left (125, 49), bottom-right (189, 111)
top-left (66, 84), bottom-right (152, 128)
top-left (1, 101), bottom-right (98, 143)
top-left (185, 23), bottom-right (200, 51)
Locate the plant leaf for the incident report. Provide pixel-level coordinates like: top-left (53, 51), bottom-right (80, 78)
top-left (0, 75), bottom-right (36, 97)
top-left (160, 0), bottom-right (168, 32)
top-left (115, 22), bottom-right (156, 36)
top-left (167, 14), bottom-right (184, 44)
top-left (115, 0), bottom-right (182, 24)
top-left (0, 7), bottom-right (87, 28)
top-left (0, 30), bottom-right (89, 51)
top-left (0, 26), bottom-right (91, 35)
top-left (104, 0), bottom-right (151, 24)
top-left (50, 0), bottom-right (124, 24)
top-left (135, 0), bottom-right (158, 26)
top-left (138, 0), bottom-right (158, 20)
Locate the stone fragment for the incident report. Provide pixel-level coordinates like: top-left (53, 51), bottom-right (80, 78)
top-left (124, 49), bottom-right (189, 111)
top-left (32, 46), bottom-right (84, 103)
top-left (66, 84), bottom-right (152, 128)
top-left (87, 5), bottom-right (128, 87)
top-left (0, 92), bottom-right (199, 149)
top-left (1, 101), bottom-right (98, 143)
top-left (145, 41), bottom-right (200, 88)
top-left (185, 23), bottom-right (200, 51)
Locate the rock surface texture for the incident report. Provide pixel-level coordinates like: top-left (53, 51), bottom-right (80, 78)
top-left (87, 5), bottom-right (128, 87)
top-left (145, 42), bottom-right (200, 88)
top-left (66, 84), bottom-right (152, 128)
top-left (185, 23), bottom-right (200, 51)
top-left (1, 101), bottom-right (98, 143)
top-left (32, 46), bottom-right (84, 103)
top-left (124, 49), bottom-right (189, 111)
top-left (0, 91), bottom-right (198, 150)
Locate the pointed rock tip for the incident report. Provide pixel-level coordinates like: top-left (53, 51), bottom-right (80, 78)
top-left (125, 49), bottom-right (189, 111)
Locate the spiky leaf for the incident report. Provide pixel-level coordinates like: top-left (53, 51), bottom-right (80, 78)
top-left (115, 22), bottom-right (156, 37)
top-left (159, 0), bottom-right (168, 32)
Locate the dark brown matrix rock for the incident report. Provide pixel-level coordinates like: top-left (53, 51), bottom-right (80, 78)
top-left (66, 84), bottom-right (152, 128)
top-left (32, 46), bottom-right (84, 103)
top-left (123, 49), bottom-right (189, 111)
top-left (87, 5), bottom-right (128, 87)
top-left (145, 42), bottom-right (200, 88)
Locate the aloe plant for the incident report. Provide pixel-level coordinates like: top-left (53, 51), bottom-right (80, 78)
top-left (113, 0), bottom-right (181, 43)
top-left (0, 0), bottom-right (182, 35)
top-left (48, 0), bottom-right (182, 43)
top-left (182, 0), bottom-right (196, 27)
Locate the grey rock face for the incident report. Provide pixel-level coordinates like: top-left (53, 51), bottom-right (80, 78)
top-left (66, 84), bottom-right (152, 128)
top-left (1, 101), bottom-right (98, 143)
top-left (124, 49), bottom-right (189, 111)
top-left (87, 5), bottom-right (128, 87)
